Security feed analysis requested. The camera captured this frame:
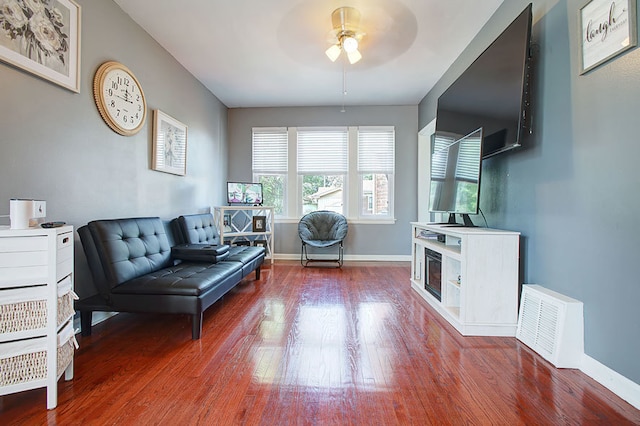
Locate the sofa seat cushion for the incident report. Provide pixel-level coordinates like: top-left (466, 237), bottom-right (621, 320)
top-left (228, 246), bottom-right (265, 265)
top-left (111, 261), bottom-right (242, 297)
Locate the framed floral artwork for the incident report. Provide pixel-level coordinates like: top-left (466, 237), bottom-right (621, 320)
top-left (0, 0), bottom-right (81, 92)
top-left (152, 110), bottom-right (188, 176)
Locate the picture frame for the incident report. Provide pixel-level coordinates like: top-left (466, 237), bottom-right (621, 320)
top-left (0, 0), bottom-right (81, 92)
top-left (252, 216), bottom-right (266, 232)
top-left (223, 214), bottom-right (232, 232)
top-left (580, 0), bottom-right (637, 74)
top-left (253, 239), bottom-right (267, 248)
top-left (153, 110), bottom-right (188, 176)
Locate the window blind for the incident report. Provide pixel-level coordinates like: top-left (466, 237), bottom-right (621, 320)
top-left (357, 127), bottom-right (395, 173)
top-left (455, 136), bottom-right (482, 182)
top-left (297, 128), bottom-right (348, 173)
top-left (431, 134), bottom-right (453, 180)
top-left (252, 128), bottom-right (288, 173)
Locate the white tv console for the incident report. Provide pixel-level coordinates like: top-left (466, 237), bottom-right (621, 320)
top-left (410, 222), bottom-right (520, 337)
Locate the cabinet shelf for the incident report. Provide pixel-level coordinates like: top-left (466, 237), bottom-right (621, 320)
top-left (214, 206), bottom-right (275, 262)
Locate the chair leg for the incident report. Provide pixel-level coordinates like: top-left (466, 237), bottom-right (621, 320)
top-left (301, 242), bottom-right (343, 268)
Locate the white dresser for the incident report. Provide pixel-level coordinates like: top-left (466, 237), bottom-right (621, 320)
top-left (0, 225), bottom-right (77, 409)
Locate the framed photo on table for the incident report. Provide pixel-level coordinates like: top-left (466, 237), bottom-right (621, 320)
top-left (223, 214), bottom-right (232, 232)
top-left (0, 0), bottom-right (81, 92)
top-left (252, 216), bottom-right (266, 232)
top-left (153, 110), bottom-right (188, 175)
top-left (580, 0), bottom-right (637, 74)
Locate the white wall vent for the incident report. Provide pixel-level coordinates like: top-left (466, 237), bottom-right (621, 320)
top-left (516, 285), bottom-right (584, 368)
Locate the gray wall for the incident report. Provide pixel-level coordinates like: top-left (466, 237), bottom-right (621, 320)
top-left (0, 0), bottom-right (228, 298)
top-left (227, 106), bottom-right (418, 257)
top-left (420, 0), bottom-right (640, 383)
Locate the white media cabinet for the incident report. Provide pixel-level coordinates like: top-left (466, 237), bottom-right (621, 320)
top-left (410, 222), bottom-right (520, 336)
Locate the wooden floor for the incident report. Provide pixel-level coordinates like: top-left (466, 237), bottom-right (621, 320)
top-left (2, 261), bottom-right (639, 425)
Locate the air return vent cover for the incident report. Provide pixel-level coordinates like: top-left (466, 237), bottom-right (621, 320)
top-left (516, 285), bottom-right (584, 368)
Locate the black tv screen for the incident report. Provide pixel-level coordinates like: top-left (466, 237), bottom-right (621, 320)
top-left (435, 4), bottom-right (532, 158)
top-left (227, 182), bottom-right (263, 205)
top-left (429, 128), bottom-right (483, 216)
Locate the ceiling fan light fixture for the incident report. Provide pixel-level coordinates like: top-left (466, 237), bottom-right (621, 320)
top-left (346, 49), bottom-right (362, 64)
top-left (342, 36), bottom-right (358, 53)
top-left (326, 6), bottom-right (364, 64)
top-left (325, 44), bottom-right (342, 62)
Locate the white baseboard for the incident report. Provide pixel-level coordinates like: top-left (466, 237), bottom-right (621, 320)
top-left (274, 253), bottom-right (411, 262)
top-left (73, 311), bottom-right (118, 335)
top-left (581, 354), bottom-right (640, 410)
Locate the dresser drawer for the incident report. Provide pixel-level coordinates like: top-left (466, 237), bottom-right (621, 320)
top-left (56, 232), bottom-right (72, 250)
top-left (0, 337), bottom-right (48, 388)
top-left (0, 285), bottom-right (48, 342)
top-left (0, 236), bottom-right (48, 252)
top-left (56, 232), bottom-right (73, 281)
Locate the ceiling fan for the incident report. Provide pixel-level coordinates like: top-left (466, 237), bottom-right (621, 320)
top-left (325, 7), bottom-right (365, 65)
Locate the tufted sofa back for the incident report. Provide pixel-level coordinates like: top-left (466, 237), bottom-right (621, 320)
top-left (80, 217), bottom-right (173, 292)
top-left (176, 213), bottom-right (222, 245)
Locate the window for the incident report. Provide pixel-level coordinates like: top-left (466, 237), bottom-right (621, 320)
top-left (297, 128), bottom-right (348, 215)
top-left (357, 127), bottom-right (395, 217)
top-left (252, 126), bottom-right (395, 222)
top-left (252, 128), bottom-right (288, 215)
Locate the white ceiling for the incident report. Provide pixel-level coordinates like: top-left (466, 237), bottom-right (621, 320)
top-left (113, 0), bottom-right (505, 108)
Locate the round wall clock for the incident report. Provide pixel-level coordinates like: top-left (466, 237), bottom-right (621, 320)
top-left (93, 61), bottom-right (147, 136)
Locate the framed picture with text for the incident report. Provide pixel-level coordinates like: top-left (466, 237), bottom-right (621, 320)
top-left (580, 0), bottom-right (637, 74)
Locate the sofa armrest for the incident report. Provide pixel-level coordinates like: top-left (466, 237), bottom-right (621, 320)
top-left (171, 244), bottom-right (230, 263)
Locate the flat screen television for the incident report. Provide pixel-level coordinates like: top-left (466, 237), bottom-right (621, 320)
top-left (227, 182), bottom-right (263, 205)
top-left (435, 3), bottom-right (533, 159)
top-left (429, 128), bottom-right (483, 226)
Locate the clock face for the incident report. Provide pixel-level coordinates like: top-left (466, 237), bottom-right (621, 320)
top-left (94, 62), bottom-right (147, 136)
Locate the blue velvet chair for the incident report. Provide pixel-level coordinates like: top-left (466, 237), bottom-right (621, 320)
top-left (298, 210), bottom-right (348, 267)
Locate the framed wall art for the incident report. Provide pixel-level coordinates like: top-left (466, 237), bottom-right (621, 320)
top-left (152, 110), bottom-right (188, 176)
top-left (0, 0), bottom-right (81, 92)
top-left (580, 0), bottom-right (637, 74)
top-left (252, 216), bottom-right (266, 232)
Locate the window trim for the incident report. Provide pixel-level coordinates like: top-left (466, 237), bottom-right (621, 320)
top-left (252, 126), bottom-right (395, 223)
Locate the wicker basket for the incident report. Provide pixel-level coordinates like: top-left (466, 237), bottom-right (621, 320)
top-left (57, 339), bottom-right (74, 377)
top-left (0, 346), bottom-right (47, 387)
top-left (56, 293), bottom-right (75, 327)
top-left (0, 299), bottom-right (47, 335)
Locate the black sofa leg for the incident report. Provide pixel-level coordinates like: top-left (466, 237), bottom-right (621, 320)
top-left (256, 266), bottom-right (261, 280)
top-left (192, 313), bottom-right (203, 340)
top-left (80, 311), bottom-right (93, 336)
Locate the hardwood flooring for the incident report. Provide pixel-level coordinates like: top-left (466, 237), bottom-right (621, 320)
top-left (2, 261), bottom-right (639, 425)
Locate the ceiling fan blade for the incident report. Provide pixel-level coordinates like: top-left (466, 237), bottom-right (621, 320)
top-left (347, 49), bottom-right (362, 64)
top-left (325, 44), bottom-right (342, 62)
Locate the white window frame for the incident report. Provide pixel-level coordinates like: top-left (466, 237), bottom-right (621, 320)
top-left (252, 126), bottom-right (396, 224)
